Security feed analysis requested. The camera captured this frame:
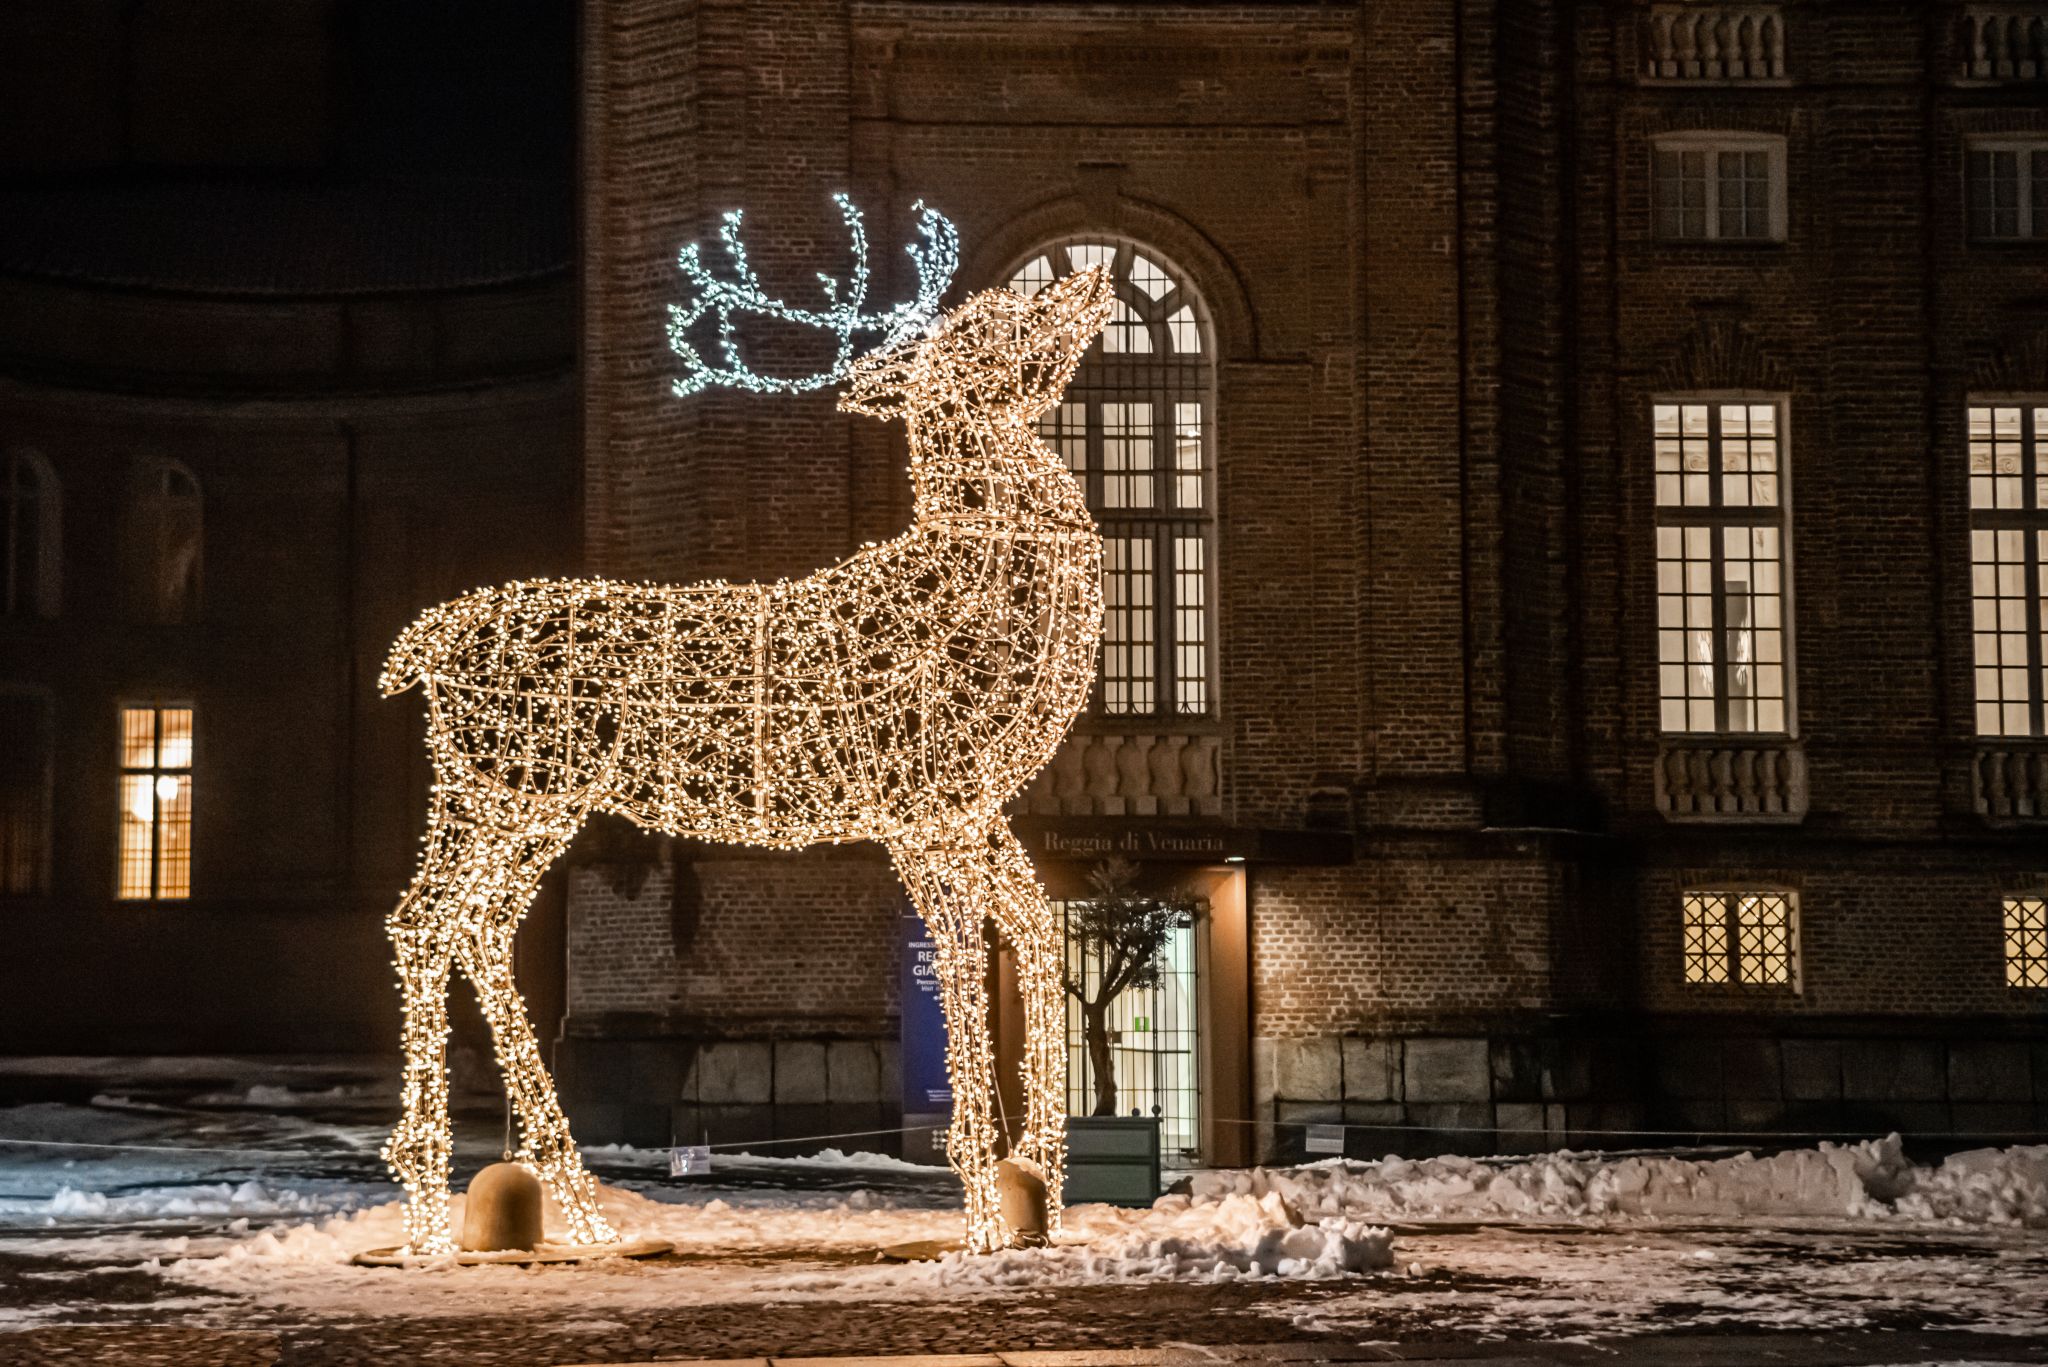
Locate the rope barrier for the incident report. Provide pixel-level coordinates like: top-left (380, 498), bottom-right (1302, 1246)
top-left (0, 1113), bottom-right (2036, 1163)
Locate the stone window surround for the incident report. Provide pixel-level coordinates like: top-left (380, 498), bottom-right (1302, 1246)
top-left (1965, 137), bottom-right (2048, 242)
top-left (1681, 887), bottom-right (1803, 992)
top-left (1650, 131), bottom-right (1790, 244)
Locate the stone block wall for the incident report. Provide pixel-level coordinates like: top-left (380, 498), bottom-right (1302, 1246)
top-left (1255, 1028), bottom-right (2048, 1164)
top-left (557, 1034), bottom-right (901, 1151)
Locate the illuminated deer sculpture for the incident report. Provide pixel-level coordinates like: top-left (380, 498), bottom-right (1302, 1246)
top-left (378, 199), bottom-right (1112, 1255)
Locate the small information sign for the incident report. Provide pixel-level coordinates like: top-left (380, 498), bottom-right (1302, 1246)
top-left (669, 1144), bottom-right (712, 1177)
top-left (1303, 1123), bottom-right (1346, 1156)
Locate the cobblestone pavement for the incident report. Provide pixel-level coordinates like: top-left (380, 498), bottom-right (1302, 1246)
top-left (6, 1245), bottom-right (2048, 1367)
top-left (6, 1319), bottom-right (2048, 1367)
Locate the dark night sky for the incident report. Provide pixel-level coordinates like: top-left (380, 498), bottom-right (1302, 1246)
top-left (0, 1), bottom-right (576, 295)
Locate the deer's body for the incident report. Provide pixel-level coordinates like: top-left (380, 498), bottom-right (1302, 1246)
top-left (379, 267), bottom-right (1114, 1256)
top-left (388, 513), bottom-right (1100, 846)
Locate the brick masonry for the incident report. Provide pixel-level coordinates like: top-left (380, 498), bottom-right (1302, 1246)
top-left (566, 1), bottom-right (2048, 1153)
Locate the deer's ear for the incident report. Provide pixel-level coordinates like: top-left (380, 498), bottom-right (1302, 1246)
top-left (1014, 266), bottom-right (1113, 417)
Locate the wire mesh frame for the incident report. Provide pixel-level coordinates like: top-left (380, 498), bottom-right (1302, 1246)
top-left (1010, 237), bottom-right (1216, 719)
top-left (1055, 897), bottom-right (1205, 1161)
top-left (1653, 397), bottom-right (1796, 737)
top-left (1967, 402), bottom-right (2048, 738)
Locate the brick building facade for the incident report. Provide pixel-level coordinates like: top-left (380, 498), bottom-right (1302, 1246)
top-left (561, 0), bottom-right (2048, 1160)
top-left (0, 2), bottom-right (581, 1052)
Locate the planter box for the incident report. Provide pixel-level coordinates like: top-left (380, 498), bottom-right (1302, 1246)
top-left (1063, 1115), bottom-right (1161, 1206)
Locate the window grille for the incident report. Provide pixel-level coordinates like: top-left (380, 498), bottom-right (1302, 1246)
top-left (1968, 142), bottom-right (2048, 241)
top-left (0, 693), bottom-right (52, 896)
top-left (1653, 136), bottom-right (1787, 241)
top-left (1969, 403), bottom-right (2048, 736)
top-left (2006, 895), bottom-right (2048, 989)
top-left (1010, 240), bottom-right (1214, 717)
top-left (1056, 897), bottom-right (1203, 1161)
top-left (118, 705), bottom-right (193, 901)
top-left (1655, 401), bottom-right (1792, 734)
top-left (1682, 890), bottom-right (1798, 986)
top-left (3, 450), bottom-right (60, 619)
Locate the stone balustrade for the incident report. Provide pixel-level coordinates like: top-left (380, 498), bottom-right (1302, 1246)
top-left (1957, 7), bottom-right (2048, 81)
top-left (1655, 739), bottom-right (1807, 820)
top-left (1973, 745), bottom-right (2048, 821)
top-left (1021, 729), bottom-right (1223, 818)
top-left (1641, 5), bottom-right (1786, 82)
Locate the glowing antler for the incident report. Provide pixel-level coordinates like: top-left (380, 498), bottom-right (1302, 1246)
top-left (668, 195), bottom-right (959, 397)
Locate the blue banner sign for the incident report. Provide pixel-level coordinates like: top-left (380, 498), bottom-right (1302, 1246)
top-left (900, 907), bottom-right (953, 1114)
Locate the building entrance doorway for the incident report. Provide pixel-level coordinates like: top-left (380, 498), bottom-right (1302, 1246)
top-left (1058, 898), bottom-right (1202, 1162)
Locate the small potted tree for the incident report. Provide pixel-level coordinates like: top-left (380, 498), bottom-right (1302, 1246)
top-left (1061, 858), bottom-right (1197, 1202)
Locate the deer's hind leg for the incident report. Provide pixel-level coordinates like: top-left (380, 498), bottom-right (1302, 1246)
top-left (891, 836), bottom-right (1009, 1251)
top-left (458, 925), bottom-right (615, 1246)
top-left (384, 923), bottom-right (457, 1254)
top-left (383, 808), bottom-right (489, 1255)
top-left (384, 794), bottom-right (601, 1253)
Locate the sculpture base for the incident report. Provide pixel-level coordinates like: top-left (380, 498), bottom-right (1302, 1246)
top-left (874, 1238), bottom-right (965, 1262)
top-left (351, 1237), bottom-right (671, 1268)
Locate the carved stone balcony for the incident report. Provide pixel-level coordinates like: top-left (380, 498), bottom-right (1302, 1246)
top-left (1956, 7), bottom-right (2048, 82)
top-left (1021, 728), bottom-right (1223, 818)
top-left (1655, 739), bottom-right (1807, 821)
top-left (1973, 745), bottom-right (2048, 821)
top-left (1641, 5), bottom-right (1787, 83)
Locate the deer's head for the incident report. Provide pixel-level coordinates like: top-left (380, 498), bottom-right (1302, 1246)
top-left (839, 268), bottom-right (1114, 427)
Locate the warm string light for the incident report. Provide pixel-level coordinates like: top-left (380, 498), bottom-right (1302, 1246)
top-left (378, 199), bottom-right (1112, 1257)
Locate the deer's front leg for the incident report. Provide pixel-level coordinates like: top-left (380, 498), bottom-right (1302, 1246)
top-left (984, 824), bottom-right (1070, 1233)
top-left (892, 842), bottom-right (1006, 1252)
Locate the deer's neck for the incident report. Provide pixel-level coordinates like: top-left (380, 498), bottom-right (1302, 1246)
top-left (905, 414), bottom-right (1091, 530)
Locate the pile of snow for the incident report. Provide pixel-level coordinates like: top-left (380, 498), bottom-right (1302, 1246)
top-left (1185, 1136), bottom-right (2048, 1228)
top-left (187, 1083), bottom-right (378, 1109)
top-left (5, 1180), bottom-right (363, 1226)
top-left (937, 1192), bottom-right (1390, 1285)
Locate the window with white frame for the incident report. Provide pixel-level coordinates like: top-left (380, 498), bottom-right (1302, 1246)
top-left (1682, 890), bottom-right (1799, 987)
top-left (1653, 134), bottom-right (1787, 241)
top-left (2006, 895), bottom-right (2048, 990)
top-left (1010, 239), bottom-right (1214, 717)
top-left (1970, 402), bottom-right (2048, 736)
top-left (118, 705), bottom-right (192, 901)
top-left (1967, 140), bottom-right (2048, 242)
top-left (1655, 400), bottom-right (1792, 734)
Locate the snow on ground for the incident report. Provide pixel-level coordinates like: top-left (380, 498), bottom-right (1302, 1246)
top-left (1, 1089), bottom-right (2043, 1341)
top-left (1189, 1136), bottom-right (2048, 1228)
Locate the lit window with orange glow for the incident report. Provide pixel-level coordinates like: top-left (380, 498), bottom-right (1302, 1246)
top-left (118, 706), bottom-right (192, 900)
top-left (2006, 896), bottom-right (2047, 990)
top-left (1682, 890), bottom-right (1797, 987)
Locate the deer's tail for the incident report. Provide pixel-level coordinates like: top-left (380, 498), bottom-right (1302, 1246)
top-left (380, 612), bottom-right (452, 697)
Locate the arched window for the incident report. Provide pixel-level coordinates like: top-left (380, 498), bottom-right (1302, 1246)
top-left (2, 450), bottom-right (60, 619)
top-left (123, 458), bottom-right (203, 624)
top-left (1007, 240), bottom-right (1214, 717)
